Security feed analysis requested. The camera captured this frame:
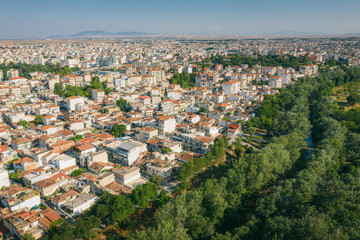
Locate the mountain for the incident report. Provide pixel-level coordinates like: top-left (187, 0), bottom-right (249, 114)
top-left (71, 30), bottom-right (112, 36)
top-left (48, 30), bottom-right (157, 39)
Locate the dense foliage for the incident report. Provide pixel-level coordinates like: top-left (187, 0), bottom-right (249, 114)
top-left (54, 76), bottom-right (112, 98)
top-left (169, 72), bottom-right (196, 88)
top-left (131, 67), bottom-right (360, 240)
top-left (0, 63), bottom-right (79, 79)
top-left (43, 182), bottom-right (165, 240)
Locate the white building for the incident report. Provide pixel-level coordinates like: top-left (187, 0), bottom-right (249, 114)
top-left (0, 169), bottom-right (10, 188)
top-left (158, 116), bottom-right (176, 133)
top-left (53, 154), bottom-right (77, 170)
top-left (269, 76), bottom-right (282, 89)
top-left (106, 140), bottom-right (147, 166)
top-left (66, 96), bottom-right (85, 111)
top-left (222, 80), bottom-right (241, 95)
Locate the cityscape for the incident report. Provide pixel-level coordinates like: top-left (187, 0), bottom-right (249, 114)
top-left (0, 0), bottom-right (360, 240)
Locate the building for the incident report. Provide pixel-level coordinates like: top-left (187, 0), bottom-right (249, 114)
top-left (0, 185), bottom-right (41, 212)
top-left (66, 96), bottom-right (85, 111)
top-left (146, 158), bottom-right (172, 179)
top-left (105, 140), bottom-right (147, 166)
top-left (0, 169), bottom-right (10, 188)
top-left (92, 89), bottom-right (105, 102)
top-left (136, 127), bottom-right (158, 143)
top-left (269, 76), bottom-right (282, 89)
top-left (112, 166), bottom-right (141, 185)
top-left (222, 80), bottom-right (241, 95)
top-left (157, 116), bottom-right (176, 133)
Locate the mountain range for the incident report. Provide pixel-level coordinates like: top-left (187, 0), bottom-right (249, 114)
top-left (48, 30), bottom-right (157, 39)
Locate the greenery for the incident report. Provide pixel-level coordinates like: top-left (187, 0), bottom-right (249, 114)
top-left (116, 98), bottom-right (130, 112)
top-left (169, 72), bottom-right (196, 88)
top-left (347, 92), bottom-right (360, 105)
top-left (19, 120), bottom-right (31, 129)
top-left (130, 66), bottom-right (360, 239)
top-left (150, 174), bottom-right (162, 186)
top-left (70, 134), bottom-right (84, 142)
top-left (21, 233), bottom-right (36, 240)
top-left (34, 115), bottom-right (43, 124)
top-left (0, 63), bottom-right (79, 79)
top-left (10, 171), bottom-right (22, 184)
top-left (110, 124), bottom-right (126, 137)
top-left (70, 168), bottom-right (85, 178)
top-left (198, 107), bottom-right (207, 114)
top-left (43, 182), bottom-right (165, 240)
top-left (54, 76), bottom-right (112, 98)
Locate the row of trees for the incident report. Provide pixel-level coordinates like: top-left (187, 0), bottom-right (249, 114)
top-left (131, 66), bottom-right (360, 239)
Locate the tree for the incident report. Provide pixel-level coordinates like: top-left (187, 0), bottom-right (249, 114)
top-left (111, 124), bottom-right (126, 137)
top-left (34, 115), bottom-right (43, 124)
top-left (116, 98), bottom-right (127, 112)
top-left (131, 182), bottom-right (158, 208)
top-left (347, 93), bottom-right (360, 106)
top-left (70, 134), bottom-right (84, 142)
top-left (198, 107), bottom-right (207, 114)
top-left (54, 83), bottom-right (64, 96)
top-left (150, 174), bottom-right (162, 186)
top-left (19, 120), bottom-right (30, 129)
top-left (21, 233), bottom-right (36, 240)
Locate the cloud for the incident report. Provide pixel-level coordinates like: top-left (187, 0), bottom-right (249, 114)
top-left (144, 18), bottom-right (148, 22)
top-left (209, 25), bottom-right (221, 30)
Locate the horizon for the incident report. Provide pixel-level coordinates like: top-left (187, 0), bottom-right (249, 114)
top-left (1, 0), bottom-right (360, 39)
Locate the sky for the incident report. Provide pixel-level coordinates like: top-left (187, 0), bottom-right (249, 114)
top-left (1, 0), bottom-right (360, 38)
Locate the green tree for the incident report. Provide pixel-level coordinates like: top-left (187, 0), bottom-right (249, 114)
top-left (19, 120), bottom-right (30, 129)
top-left (347, 93), bottom-right (360, 106)
top-left (150, 174), bottom-right (162, 186)
top-left (21, 233), bottom-right (36, 240)
top-left (110, 124), bottom-right (126, 137)
top-left (198, 107), bottom-right (208, 113)
top-left (34, 115), bottom-right (43, 124)
top-left (116, 98), bottom-right (127, 112)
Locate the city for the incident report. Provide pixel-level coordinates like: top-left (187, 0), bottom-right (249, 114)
top-left (0, 0), bottom-right (360, 239)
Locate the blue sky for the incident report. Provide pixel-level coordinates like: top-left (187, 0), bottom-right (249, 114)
top-left (1, 0), bottom-right (360, 38)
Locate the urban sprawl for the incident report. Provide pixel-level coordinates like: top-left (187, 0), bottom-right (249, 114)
top-left (0, 38), bottom-right (356, 239)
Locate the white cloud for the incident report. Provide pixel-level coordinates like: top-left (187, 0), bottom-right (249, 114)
top-left (144, 18), bottom-right (148, 22)
top-left (209, 25), bottom-right (221, 30)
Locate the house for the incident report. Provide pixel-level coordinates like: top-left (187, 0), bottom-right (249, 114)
top-left (157, 116), bottom-right (176, 133)
top-left (66, 96), bottom-right (85, 111)
top-left (61, 193), bottom-right (98, 216)
top-left (0, 169), bottom-right (10, 188)
top-left (112, 166), bottom-right (141, 185)
top-left (269, 76), bottom-right (282, 89)
top-left (136, 127), bottom-right (158, 143)
top-left (4, 207), bottom-right (61, 239)
top-left (11, 137), bottom-right (32, 150)
top-left (0, 185), bottom-right (41, 212)
top-left (13, 157), bottom-right (42, 172)
top-left (105, 140), bottom-right (147, 166)
top-left (52, 154), bottom-right (77, 170)
top-left (146, 158), bottom-right (172, 179)
top-left (92, 89), bottom-right (105, 102)
top-left (222, 80), bottom-right (241, 95)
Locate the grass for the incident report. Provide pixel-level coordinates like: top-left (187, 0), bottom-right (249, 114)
top-left (332, 81), bottom-right (360, 111)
